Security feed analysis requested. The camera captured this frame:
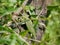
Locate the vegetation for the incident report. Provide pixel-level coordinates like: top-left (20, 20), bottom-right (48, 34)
top-left (0, 0), bottom-right (60, 45)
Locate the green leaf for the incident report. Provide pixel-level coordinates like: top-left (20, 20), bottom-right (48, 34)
top-left (20, 30), bottom-right (28, 37)
top-left (26, 19), bottom-right (36, 38)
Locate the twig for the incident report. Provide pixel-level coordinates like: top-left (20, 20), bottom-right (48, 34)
top-left (39, 0), bottom-right (47, 16)
top-left (12, 0), bottom-right (29, 32)
top-left (24, 37), bottom-right (41, 43)
top-left (13, 0), bottom-right (28, 15)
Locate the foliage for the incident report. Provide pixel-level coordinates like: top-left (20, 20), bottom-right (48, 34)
top-left (0, 0), bottom-right (60, 45)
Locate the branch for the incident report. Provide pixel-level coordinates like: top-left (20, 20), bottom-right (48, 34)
top-left (12, 0), bottom-right (29, 31)
top-left (39, 0), bottom-right (47, 16)
top-left (13, 0), bottom-right (28, 15)
top-left (24, 37), bottom-right (41, 43)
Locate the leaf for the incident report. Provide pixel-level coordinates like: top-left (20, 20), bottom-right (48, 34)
top-left (26, 19), bottom-right (36, 38)
top-left (9, 0), bottom-right (17, 3)
top-left (22, 12), bottom-right (36, 38)
top-left (10, 34), bottom-right (16, 45)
